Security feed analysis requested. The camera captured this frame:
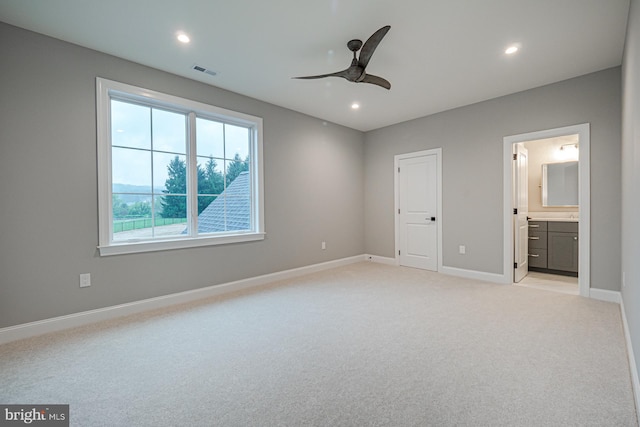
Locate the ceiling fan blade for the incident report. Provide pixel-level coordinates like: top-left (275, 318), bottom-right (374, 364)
top-left (361, 73), bottom-right (391, 90)
top-left (293, 69), bottom-right (350, 80)
top-left (358, 25), bottom-right (390, 69)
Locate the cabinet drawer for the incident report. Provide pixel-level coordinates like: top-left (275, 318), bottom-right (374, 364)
top-left (528, 248), bottom-right (547, 268)
top-left (528, 221), bottom-right (547, 231)
top-left (548, 221), bottom-right (578, 233)
top-left (528, 230), bottom-right (547, 249)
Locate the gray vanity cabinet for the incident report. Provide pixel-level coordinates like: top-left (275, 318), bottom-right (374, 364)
top-left (547, 222), bottom-right (578, 273)
top-left (528, 220), bottom-right (578, 276)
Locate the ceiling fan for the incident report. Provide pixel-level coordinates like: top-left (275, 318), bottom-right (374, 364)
top-left (294, 25), bottom-right (391, 90)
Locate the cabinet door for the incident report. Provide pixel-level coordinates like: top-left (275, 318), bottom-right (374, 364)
top-left (547, 232), bottom-right (578, 272)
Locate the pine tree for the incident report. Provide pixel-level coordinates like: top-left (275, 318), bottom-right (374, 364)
top-left (161, 155), bottom-right (242, 217)
top-left (161, 156), bottom-right (187, 218)
top-left (225, 153), bottom-right (249, 187)
top-left (197, 158), bottom-right (224, 214)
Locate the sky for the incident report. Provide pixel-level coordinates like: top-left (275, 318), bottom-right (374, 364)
top-left (111, 100), bottom-right (249, 190)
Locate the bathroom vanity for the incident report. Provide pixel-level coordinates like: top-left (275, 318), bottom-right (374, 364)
top-left (528, 220), bottom-right (578, 277)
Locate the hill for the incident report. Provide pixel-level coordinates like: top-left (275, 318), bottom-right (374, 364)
top-left (112, 184), bottom-right (165, 204)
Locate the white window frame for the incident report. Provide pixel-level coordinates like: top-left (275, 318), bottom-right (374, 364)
top-left (96, 77), bottom-right (264, 256)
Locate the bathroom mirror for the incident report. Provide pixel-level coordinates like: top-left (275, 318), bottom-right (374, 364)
top-left (542, 161), bottom-right (578, 207)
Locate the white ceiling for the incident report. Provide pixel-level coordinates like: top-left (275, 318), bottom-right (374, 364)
top-left (0, 0), bottom-right (630, 131)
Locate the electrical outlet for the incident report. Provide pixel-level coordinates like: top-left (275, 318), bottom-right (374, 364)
top-left (79, 273), bottom-right (91, 288)
top-left (321, 241), bottom-right (326, 250)
top-left (459, 245), bottom-right (466, 255)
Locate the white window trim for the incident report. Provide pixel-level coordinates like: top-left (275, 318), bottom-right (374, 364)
top-left (96, 77), bottom-right (265, 256)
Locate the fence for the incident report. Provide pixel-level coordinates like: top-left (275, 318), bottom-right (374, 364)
top-left (113, 217), bottom-right (187, 233)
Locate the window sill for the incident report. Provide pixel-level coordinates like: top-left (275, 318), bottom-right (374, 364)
top-left (98, 232), bottom-right (265, 256)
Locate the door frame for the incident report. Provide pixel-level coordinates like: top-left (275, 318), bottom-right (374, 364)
top-left (394, 148), bottom-right (443, 270)
top-left (502, 124), bottom-right (590, 297)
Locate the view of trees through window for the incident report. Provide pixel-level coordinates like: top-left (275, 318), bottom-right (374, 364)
top-left (110, 99), bottom-right (250, 241)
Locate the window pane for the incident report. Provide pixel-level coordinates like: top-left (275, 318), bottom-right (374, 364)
top-left (154, 153), bottom-right (187, 194)
top-left (224, 171), bottom-right (251, 231)
top-left (224, 124), bottom-right (249, 160)
top-left (197, 170), bottom-right (251, 234)
top-left (196, 118), bottom-right (224, 158)
top-left (197, 156), bottom-right (224, 196)
top-left (197, 196), bottom-right (219, 232)
top-left (112, 194), bottom-right (188, 240)
top-left (112, 193), bottom-right (153, 218)
top-left (225, 170), bottom-right (250, 195)
top-left (196, 196), bottom-right (251, 234)
top-left (224, 196), bottom-right (251, 231)
top-left (225, 157), bottom-right (250, 188)
top-left (112, 191), bottom-right (154, 206)
top-left (153, 216), bottom-right (187, 238)
top-left (112, 217), bottom-right (153, 241)
top-left (112, 147), bottom-right (151, 188)
top-left (111, 100), bottom-right (151, 150)
top-left (152, 109), bottom-right (187, 154)
top-left (156, 195), bottom-right (187, 222)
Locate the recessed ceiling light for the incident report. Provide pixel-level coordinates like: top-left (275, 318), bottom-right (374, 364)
top-left (505, 45), bottom-right (519, 55)
top-left (177, 33), bottom-right (191, 44)
top-left (351, 103), bottom-right (360, 110)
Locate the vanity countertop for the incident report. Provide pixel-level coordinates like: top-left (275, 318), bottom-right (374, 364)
top-left (529, 218), bottom-right (579, 223)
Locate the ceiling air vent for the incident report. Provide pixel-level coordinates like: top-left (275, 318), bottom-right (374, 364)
top-left (192, 64), bottom-right (217, 77)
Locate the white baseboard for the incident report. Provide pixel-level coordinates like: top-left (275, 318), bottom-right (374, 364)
top-left (440, 265), bottom-right (508, 284)
top-left (0, 255), bottom-right (366, 345)
top-left (589, 288), bottom-right (622, 303)
top-left (620, 298), bottom-right (640, 425)
top-left (365, 254), bottom-right (397, 266)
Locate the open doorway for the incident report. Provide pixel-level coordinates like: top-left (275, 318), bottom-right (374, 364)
top-left (503, 124), bottom-right (590, 297)
top-left (518, 136), bottom-right (580, 294)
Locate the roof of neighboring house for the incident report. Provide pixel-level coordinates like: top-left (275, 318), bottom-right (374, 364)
top-left (197, 171), bottom-right (251, 233)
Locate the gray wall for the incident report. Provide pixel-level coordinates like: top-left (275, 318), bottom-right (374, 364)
top-left (364, 67), bottom-right (622, 290)
top-left (622, 0), bottom-right (640, 385)
top-left (0, 23), bottom-right (365, 328)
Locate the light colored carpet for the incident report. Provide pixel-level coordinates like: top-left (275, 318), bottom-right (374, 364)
top-left (0, 262), bottom-right (636, 426)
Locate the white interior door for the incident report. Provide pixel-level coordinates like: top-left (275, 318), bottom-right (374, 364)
top-left (513, 143), bottom-right (529, 282)
top-left (398, 154), bottom-right (438, 271)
